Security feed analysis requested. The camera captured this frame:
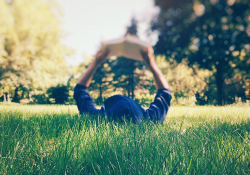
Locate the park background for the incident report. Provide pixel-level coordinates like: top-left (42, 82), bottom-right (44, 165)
top-left (1, 1), bottom-right (250, 174)
top-left (0, 0), bottom-right (250, 106)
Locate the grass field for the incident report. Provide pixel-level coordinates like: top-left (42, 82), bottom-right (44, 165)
top-left (0, 105), bottom-right (250, 174)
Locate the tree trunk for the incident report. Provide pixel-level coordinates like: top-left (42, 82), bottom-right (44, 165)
top-left (130, 73), bottom-right (135, 99)
top-left (223, 81), bottom-right (227, 105)
top-left (21, 89), bottom-right (25, 99)
top-left (3, 93), bottom-right (6, 102)
top-left (7, 91), bottom-right (10, 102)
top-left (29, 91), bottom-right (32, 101)
top-left (99, 84), bottom-right (103, 104)
top-left (127, 78), bottom-right (131, 98)
top-left (215, 66), bottom-right (225, 106)
top-left (131, 82), bottom-right (134, 99)
top-left (13, 86), bottom-right (19, 102)
top-left (240, 76), bottom-right (246, 102)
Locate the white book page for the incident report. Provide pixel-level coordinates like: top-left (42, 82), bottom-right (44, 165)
top-left (102, 37), bottom-right (125, 58)
top-left (102, 35), bottom-right (148, 61)
top-left (123, 36), bottom-right (148, 61)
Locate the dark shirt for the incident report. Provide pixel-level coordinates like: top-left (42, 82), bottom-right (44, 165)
top-left (74, 84), bottom-right (172, 123)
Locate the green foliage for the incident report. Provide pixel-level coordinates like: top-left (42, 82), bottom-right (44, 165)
top-left (107, 18), bottom-right (152, 100)
top-left (72, 18), bottom-right (152, 103)
top-left (135, 94), bottom-right (155, 107)
top-left (110, 57), bottom-right (144, 99)
top-left (127, 17), bottom-right (138, 35)
top-left (71, 54), bottom-right (213, 106)
top-left (32, 92), bottom-right (49, 104)
top-left (89, 59), bottom-right (114, 104)
top-left (2, 0), bottom-right (249, 106)
top-left (47, 84), bottom-right (69, 104)
top-left (0, 105), bottom-right (249, 174)
top-left (154, 55), bottom-right (212, 105)
top-left (151, 0), bottom-right (250, 105)
top-left (0, 0), bottom-right (70, 102)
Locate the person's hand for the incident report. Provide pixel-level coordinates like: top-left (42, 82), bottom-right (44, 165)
top-left (95, 48), bottom-right (110, 65)
top-left (140, 46), bottom-right (155, 67)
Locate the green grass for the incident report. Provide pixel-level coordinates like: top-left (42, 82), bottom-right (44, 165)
top-left (0, 105), bottom-right (249, 174)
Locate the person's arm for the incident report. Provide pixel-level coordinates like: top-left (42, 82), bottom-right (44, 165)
top-left (141, 46), bottom-right (171, 123)
top-left (77, 49), bottom-right (109, 87)
top-left (141, 46), bottom-right (169, 90)
top-left (74, 49), bottom-right (109, 115)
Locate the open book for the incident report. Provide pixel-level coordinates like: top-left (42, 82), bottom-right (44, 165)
top-left (102, 35), bottom-right (149, 61)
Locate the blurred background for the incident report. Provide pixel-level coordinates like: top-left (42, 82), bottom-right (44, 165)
top-left (0, 0), bottom-right (249, 106)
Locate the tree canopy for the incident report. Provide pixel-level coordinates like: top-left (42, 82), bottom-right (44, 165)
top-left (0, 0), bottom-right (70, 102)
top-left (1, 0), bottom-right (249, 105)
top-left (151, 0), bottom-right (250, 105)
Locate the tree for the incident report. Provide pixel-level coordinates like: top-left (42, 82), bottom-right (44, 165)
top-left (151, 0), bottom-right (250, 105)
top-left (111, 17), bottom-right (149, 99)
top-left (0, 0), bottom-right (70, 102)
top-left (111, 57), bottom-right (141, 99)
top-left (89, 59), bottom-right (114, 104)
top-left (47, 84), bottom-right (69, 104)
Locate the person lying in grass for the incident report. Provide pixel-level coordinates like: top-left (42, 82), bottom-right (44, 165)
top-left (74, 46), bottom-right (171, 123)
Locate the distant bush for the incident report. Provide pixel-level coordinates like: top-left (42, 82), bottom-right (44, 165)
top-left (19, 99), bottom-right (30, 105)
top-left (47, 84), bottom-right (70, 104)
top-left (135, 94), bottom-right (155, 107)
top-left (32, 93), bottom-right (50, 104)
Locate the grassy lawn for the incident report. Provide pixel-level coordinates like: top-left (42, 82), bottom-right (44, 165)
top-left (0, 105), bottom-right (249, 174)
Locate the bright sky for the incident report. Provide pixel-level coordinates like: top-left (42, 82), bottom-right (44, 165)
top-left (57, 0), bottom-right (159, 65)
